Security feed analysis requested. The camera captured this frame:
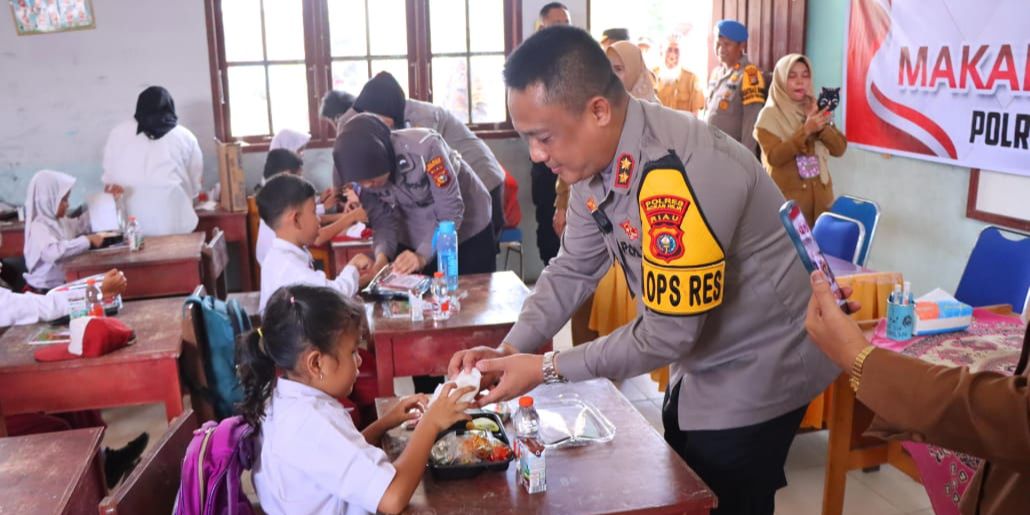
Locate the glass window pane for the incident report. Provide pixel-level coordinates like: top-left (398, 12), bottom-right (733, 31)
top-left (367, 0), bottom-right (408, 56)
top-left (268, 64), bottom-right (310, 134)
top-left (332, 60), bottom-right (368, 96)
top-left (327, 0), bottom-right (367, 57)
top-left (429, 0), bottom-right (466, 55)
top-left (370, 59), bottom-right (410, 97)
top-left (469, 55), bottom-right (505, 123)
top-left (468, 0), bottom-right (503, 53)
top-left (431, 57), bottom-right (469, 124)
top-left (227, 65), bottom-right (270, 137)
top-left (263, 0), bottom-right (305, 61)
top-left (221, 0), bottom-right (264, 62)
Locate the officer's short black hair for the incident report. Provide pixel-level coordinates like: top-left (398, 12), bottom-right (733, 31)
top-left (256, 173), bottom-right (316, 229)
top-left (320, 90), bottom-right (355, 120)
top-left (263, 149), bottom-right (304, 179)
top-left (539, 2), bottom-right (567, 18)
top-left (504, 25), bottom-right (626, 113)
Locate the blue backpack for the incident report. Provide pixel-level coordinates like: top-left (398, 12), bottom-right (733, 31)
top-left (182, 294), bottom-right (251, 420)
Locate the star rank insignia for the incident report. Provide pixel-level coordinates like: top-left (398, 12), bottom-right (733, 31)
top-left (614, 153), bottom-right (634, 189)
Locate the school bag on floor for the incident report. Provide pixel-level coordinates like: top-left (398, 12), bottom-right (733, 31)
top-left (182, 294), bottom-right (251, 419)
top-left (174, 416), bottom-right (256, 515)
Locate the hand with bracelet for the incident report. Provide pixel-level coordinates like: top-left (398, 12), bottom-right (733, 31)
top-left (447, 344), bottom-right (565, 407)
top-left (804, 270), bottom-right (869, 389)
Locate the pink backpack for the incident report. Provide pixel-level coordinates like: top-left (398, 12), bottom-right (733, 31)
top-left (175, 416), bottom-right (256, 515)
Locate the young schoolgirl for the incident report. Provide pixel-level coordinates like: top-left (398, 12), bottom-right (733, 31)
top-left (256, 174), bottom-right (372, 312)
top-left (241, 285), bottom-right (474, 514)
top-left (22, 170), bottom-right (106, 291)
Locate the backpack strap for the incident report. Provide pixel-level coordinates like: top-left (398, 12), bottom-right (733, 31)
top-left (196, 425), bottom-right (217, 511)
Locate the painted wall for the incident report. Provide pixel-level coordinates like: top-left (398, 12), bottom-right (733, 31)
top-left (805, 0), bottom-right (988, 295)
top-left (0, 0), bottom-right (216, 207)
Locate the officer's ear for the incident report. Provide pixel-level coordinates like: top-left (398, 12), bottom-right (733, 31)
top-left (586, 95), bottom-right (613, 128)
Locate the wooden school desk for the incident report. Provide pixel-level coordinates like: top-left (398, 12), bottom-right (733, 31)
top-left (367, 271), bottom-right (533, 397)
top-left (0, 427), bottom-right (105, 515)
top-left (196, 208), bottom-right (253, 291)
top-left (329, 237), bottom-right (373, 277)
top-left (376, 378), bottom-right (717, 514)
top-left (0, 220), bottom-right (24, 259)
top-left (0, 296), bottom-right (185, 422)
top-left (62, 232), bottom-right (205, 300)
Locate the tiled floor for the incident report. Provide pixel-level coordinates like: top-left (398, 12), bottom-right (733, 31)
top-left (99, 319), bottom-right (933, 515)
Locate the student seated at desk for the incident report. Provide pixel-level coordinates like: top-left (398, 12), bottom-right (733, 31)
top-left (242, 285), bottom-right (474, 515)
top-left (255, 150), bottom-right (367, 265)
top-left (22, 170), bottom-right (107, 292)
top-left (1, 268), bottom-right (125, 326)
top-left (333, 114), bottom-right (495, 276)
top-left (256, 174), bottom-right (373, 312)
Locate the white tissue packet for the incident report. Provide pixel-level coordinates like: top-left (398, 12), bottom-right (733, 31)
top-left (430, 368), bottom-right (482, 405)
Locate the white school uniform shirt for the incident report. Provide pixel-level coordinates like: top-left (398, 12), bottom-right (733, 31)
top-left (22, 170), bottom-right (92, 290)
top-left (0, 288), bottom-right (69, 326)
top-left (253, 378), bottom-right (396, 515)
top-left (259, 238), bottom-right (359, 312)
top-left (255, 204), bottom-right (323, 266)
top-left (102, 120), bottom-right (203, 201)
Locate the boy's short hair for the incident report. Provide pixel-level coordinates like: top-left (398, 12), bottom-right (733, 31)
top-left (263, 149), bottom-right (304, 179)
top-left (256, 173), bottom-right (316, 228)
top-left (539, 2), bottom-right (567, 18)
top-left (320, 90), bottom-right (356, 120)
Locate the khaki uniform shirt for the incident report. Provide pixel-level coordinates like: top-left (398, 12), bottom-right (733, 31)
top-left (504, 99), bottom-right (837, 430)
top-left (704, 56), bottom-right (766, 156)
top-left (355, 128), bottom-right (492, 261)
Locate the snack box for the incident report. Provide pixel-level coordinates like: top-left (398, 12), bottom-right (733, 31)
top-left (429, 411), bottom-right (513, 480)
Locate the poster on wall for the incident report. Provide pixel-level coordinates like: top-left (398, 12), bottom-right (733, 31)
top-left (844, 0), bottom-right (1030, 178)
top-left (8, 0), bottom-right (95, 36)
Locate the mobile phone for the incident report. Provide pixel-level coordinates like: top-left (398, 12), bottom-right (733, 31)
top-left (778, 200), bottom-right (851, 313)
top-left (816, 87), bottom-right (841, 112)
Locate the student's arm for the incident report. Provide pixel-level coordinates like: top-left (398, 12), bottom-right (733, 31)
top-left (0, 288), bottom-right (69, 327)
top-left (33, 223), bottom-right (91, 263)
top-left (818, 124), bottom-right (848, 157)
top-left (415, 137), bottom-right (465, 261)
top-left (314, 207), bottom-right (366, 247)
top-left (755, 127), bottom-right (809, 167)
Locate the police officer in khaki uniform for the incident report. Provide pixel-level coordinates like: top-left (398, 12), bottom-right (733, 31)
top-left (704, 20), bottom-right (766, 156)
top-left (449, 27), bottom-right (837, 515)
top-left (333, 114), bottom-right (495, 277)
top-left (344, 72), bottom-right (507, 238)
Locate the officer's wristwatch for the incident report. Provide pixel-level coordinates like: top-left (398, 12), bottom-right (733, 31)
top-left (542, 351), bottom-right (568, 384)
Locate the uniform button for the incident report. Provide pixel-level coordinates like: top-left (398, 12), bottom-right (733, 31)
top-left (802, 184), bottom-right (807, 189)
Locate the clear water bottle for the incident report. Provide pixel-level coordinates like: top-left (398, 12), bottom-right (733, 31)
top-left (126, 216), bottom-right (142, 251)
top-left (431, 271), bottom-right (450, 321)
top-left (513, 396), bottom-right (541, 439)
top-left (85, 279), bottom-right (105, 317)
top-left (435, 220), bottom-right (459, 291)
top-left (408, 288), bottom-right (424, 322)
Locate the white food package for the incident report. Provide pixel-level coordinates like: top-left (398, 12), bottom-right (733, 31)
top-left (430, 368), bottom-right (482, 405)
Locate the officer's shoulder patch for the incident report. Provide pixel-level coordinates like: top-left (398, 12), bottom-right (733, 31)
top-left (741, 65), bottom-right (766, 106)
top-left (614, 153), bottom-right (634, 189)
top-left (638, 155), bottom-right (725, 316)
top-left (426, 155), bottom-right (451, 188)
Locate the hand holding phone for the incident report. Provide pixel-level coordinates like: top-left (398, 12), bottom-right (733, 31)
top-left (778, 201), bottom-right (851, 314)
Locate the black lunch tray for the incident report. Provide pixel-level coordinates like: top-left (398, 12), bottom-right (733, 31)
top-left (429, 411), bottom-right (513, 480)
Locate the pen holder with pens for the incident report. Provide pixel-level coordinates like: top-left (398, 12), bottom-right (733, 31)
top-left (885, 300), bottom-right (915, 341)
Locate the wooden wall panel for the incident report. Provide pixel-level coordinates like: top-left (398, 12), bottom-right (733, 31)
top-left (710, 0), bottom-right (806, 74)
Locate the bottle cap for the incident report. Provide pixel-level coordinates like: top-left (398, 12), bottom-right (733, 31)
top-left (129, 216), bottom-right (136, 222)
top-left (518, 396), bottom-right (534, 408)
top-left (434, 271), bottom-right (444, 278)
top-left (86, 279), bottom-right (96, 286)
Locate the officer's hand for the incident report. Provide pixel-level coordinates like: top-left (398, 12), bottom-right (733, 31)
top-left (805, 271), bottom-right (866, 371)
top-left (474, 353), bottom-right (545, 407)
top-left (447, 344), bottom-right (517, 390)
top-left (392, 251), bottom-right (426, 274)
top-left (804, 105), bottom-right (831, 135)
top-left (552, 209), bottom-right (567, 236)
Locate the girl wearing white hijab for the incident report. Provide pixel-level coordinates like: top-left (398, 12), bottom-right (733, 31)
top-left (269, 129), bottom-right (312, 155)
top-left (22, 170), bottom-right (104, 291)
top-left (754, 54), bottom-right (847, 223)
top-left (606, 41), bottom-right (660, 103)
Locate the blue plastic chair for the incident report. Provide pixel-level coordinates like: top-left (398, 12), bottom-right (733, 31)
top-left (812, 213), bottom-right (865, 264)
top-left (830, 195), bottom-right (880, 266)
top-left (498, 227), bottom-right (524, 280)
top-left (955, 226), bottom-right (1030, 316)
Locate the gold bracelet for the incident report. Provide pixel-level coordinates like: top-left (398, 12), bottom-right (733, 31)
top-left (849, 346), bottom-right (876, 393)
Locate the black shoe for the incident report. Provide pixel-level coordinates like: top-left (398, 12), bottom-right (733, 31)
top-left (104, 432), bottom-right (149, 488)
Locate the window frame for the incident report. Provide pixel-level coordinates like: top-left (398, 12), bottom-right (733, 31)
top-left (204, 0), bottom-right (522, 152)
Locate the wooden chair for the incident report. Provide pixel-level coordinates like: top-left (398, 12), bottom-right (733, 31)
top-left (98, 409), bottom-right (198, 515)
top-left (202, 228), bottom-right (230, 300)
top-left (247, 196), bottom-right (261, 289)
top-left (180, 285), bottom-right (217, 422)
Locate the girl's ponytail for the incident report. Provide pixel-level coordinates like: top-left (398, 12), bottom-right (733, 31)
top-left (236, 329), bottom-right (276, 429)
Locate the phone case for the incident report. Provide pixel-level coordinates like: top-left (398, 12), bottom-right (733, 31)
top-left (778, 200), bottom-right (851, 313)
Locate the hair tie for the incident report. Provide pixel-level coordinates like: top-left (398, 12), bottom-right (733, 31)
top-left (256, 327), bottom-right (269, 357)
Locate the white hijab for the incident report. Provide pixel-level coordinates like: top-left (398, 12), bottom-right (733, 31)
top-left (24, 170), bottom-right (76, 269)
top-left (269, 129), bottom-right (311, 153)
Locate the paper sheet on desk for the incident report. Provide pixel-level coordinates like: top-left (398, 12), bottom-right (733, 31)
top-left (87, 193), bottom-right (121, 232)
top-left (345, 222), bottom-right (366, 239)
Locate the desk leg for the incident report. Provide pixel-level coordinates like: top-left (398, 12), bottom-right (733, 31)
top-left (160, 360), bottom-right (185, 422)
top-left (822, 374), bottom-right (852, 515)
top-left (376, 336), bottom-right (396, 398)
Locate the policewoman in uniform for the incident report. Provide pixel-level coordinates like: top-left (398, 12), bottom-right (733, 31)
top-left (347, 72), bottom-right (507, 238)
top-left (333, 114), bottom-right (495, 276)
top-left (450, 27), bottom-right (837, 515)
top-left (704, 20), bottom-right (766, 156)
